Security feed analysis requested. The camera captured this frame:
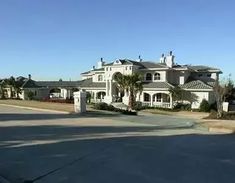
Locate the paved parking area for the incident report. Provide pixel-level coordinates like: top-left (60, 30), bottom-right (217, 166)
top-left (0, 105), bottom-right (235, 183)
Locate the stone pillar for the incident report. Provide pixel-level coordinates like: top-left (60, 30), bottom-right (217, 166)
top-left (74, 91), bottom-right (86, 113)
top-left (223, 102), bottom-right (229, 112)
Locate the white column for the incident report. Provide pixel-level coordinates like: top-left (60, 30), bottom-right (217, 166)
top-left (170, 93), bottom-right (173, 108)
top-left (109, 80), bottom-right (113, 99)
top-left (150, 94), bottom-right (153, 107)
top-left (106, 80), bottom-right (109, 96)
top-left (94, 92), bottom-right (97, 103)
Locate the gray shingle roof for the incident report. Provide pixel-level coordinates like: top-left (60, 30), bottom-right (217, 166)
top-left (187, 65), bottom-right (221, 72)
top-left (180, 80), bottom-right (212, 90)
top-left (79, 78), bottom-right (106, 88)
top-left (36, 81), bottom-right (81, 88)
top-left (21, 79), bottom-right (41, 88)
top-left (143, 82), bottom-right (174, 89)
top-left (104, 59), bottom-right (168, 69)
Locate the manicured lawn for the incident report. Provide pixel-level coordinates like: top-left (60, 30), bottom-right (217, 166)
top-left (0, 99), bottom-right (75, 112)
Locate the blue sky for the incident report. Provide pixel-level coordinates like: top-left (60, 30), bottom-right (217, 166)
top-left (0, 0), bottom-right (234, 81)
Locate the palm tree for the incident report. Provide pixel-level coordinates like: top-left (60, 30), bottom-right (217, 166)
top-left (0, 80), bottom-right (6, 99)
top-left (115, 73), bottom-right (143, 110)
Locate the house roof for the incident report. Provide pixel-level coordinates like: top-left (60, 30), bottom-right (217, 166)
top-left (36, 81), bottom-right (81, 88)
top-left (79, 78), bottom-right (106, 88)
top-left (21, 79), bottom-right (41, 88)
top-left (187, 65), bottom-right (221, 72)
top-left (180, 80), bottom-right (213, 90)
top-left (143, 82), bottom-right (174, 89)
top-left (104, 59), bottom-right (169, 69)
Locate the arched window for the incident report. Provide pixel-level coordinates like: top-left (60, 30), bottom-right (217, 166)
top-left (98, 75), bottom-right (103, 81)
top-left (146, 73), bottom-right (152, 81)
top-left (154, 73), bottom-right (161, 80)
top-left (144, 93), bottom-right (151, 102)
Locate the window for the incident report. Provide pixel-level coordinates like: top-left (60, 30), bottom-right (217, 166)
top-left (129, 66), bottom-right (132, 70)
top-left (146, 73), bottom-right (152, 81)
top-left (207, 73), bottom-right (211, 77)
top-left (110, 67), bottom-right (112, 71)
top-left (144, 93), bottom-right (151, 102)
top-left (156, 93), bottom-right (161, 102)
top-left (154, 73), bottom-right (161, 80)
top-left (198, 74), bottom-right (203, 77)
top-left (98, 75), bottom-right (103, 81)
top-left (125, 66), bottom-right (128, 70)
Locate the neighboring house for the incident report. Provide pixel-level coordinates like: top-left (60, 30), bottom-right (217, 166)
top-left (79, 52), bottom-right (222, 109)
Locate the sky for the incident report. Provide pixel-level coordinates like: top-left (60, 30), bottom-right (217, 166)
top-left (0, 0), bottom-right (234, 81)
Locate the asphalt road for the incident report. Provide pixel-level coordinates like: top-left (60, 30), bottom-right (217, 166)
top-left (0, 105), bottom-right (235, 183)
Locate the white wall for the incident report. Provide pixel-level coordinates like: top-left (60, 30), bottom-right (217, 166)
top-left (191, 91), bottom-right (209, 109)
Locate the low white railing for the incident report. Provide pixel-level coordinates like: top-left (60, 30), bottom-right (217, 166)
top-left (152, 102), bottom-right (171, 108)
top-left (142, 102), bottom-right (151, 107)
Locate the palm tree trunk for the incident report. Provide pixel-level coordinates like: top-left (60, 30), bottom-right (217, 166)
top-left (128, 89), bottom-right (135, 110)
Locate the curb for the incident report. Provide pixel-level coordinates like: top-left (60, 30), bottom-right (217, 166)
top-left (208, 127), bottom-right (235, 134)
top-left (0, 103), bottom-right (70, 114)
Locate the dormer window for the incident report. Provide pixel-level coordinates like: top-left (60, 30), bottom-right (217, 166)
top-left (146, 73), bottom-right (152, 81)
top-left (154, 73), bottom-right (161, 80)
top-left (98, 75), bottom-right (103, 81)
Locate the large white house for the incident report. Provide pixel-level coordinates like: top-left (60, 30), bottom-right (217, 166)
top-left (0, 51), bottom-right (222, 109)
top-left (79, 51), bottom-right (222, 109)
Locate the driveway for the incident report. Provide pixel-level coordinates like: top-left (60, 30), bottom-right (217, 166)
top-left (0, 105), bottom-right (235, 183)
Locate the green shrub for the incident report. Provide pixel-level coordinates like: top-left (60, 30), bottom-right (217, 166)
top-left (133, 101), bottom-right (143, 111)
top-left (27, 91), bottom-right (34, 100)
top-left (199, 99), bottom-right (210, 112)
top-left (93, 102), bottom-right (109, 110)
top-left (174, 103), bottom-right (191, 111)
top-left (93, 102), bottom-right (137, 115)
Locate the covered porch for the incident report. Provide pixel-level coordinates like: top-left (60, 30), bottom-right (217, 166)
top-left (141, 92), bottom-right (173, 108)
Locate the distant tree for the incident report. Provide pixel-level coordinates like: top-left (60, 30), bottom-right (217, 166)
top-left (0, 80), bottom-right (6, 99)
top-left (214, 76), bottom-right (235, 118)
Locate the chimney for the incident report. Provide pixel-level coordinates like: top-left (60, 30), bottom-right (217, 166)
top-left (28, 74), bottom-right (31, 80)
top-left (137, 55), bottom-right (142, 62)
top-left (159, 53), bottom-right (166, 64)
top-left (97, 57), bottom-right (105, 69)
top-left (165, 51), bottom-right (175, 68)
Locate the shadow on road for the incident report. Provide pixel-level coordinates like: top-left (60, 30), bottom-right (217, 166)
top-left (0, 111), bottom-right (121, 122)
top-left (0, 124), bottom-right (235, 183)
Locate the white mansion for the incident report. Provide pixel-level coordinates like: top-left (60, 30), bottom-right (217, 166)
top-left (0, 51), bottom-right (222, 109)
top-left (79, 51), bottom-right (221, 109)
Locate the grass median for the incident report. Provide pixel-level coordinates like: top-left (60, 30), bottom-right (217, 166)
top-left (0, 99), bottom-right (74, 113)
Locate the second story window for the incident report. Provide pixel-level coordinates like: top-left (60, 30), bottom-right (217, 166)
top-left (146, 73), bottom-right (152, 81)
top-left (154, 73), bottom-right (161, 80)
top-left (98, 75), bottom-right (103, 81)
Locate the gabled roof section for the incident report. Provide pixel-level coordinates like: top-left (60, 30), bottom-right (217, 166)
top-left (79, 78), bottom-right (106, 88)
top-left (180, 80), bottom-right (213, 90)
top-left (143, 82), bottom-right (174, 89)
top-left (187, 65), bottom-right (221, 73)
top-left (104, 59), bottom-right (169, 69)
top-left (21, 79), bottom-right (41, 88)
top-left (36, 81), bottom-right (81, 87)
